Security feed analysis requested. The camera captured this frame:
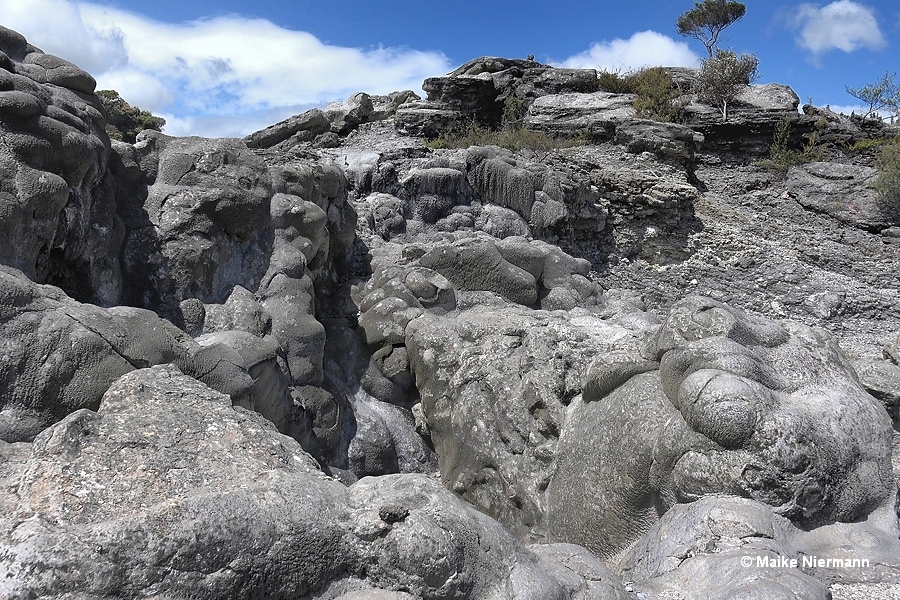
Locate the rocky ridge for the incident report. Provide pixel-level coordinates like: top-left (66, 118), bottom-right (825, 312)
top-left (0, 24), bottom-right (899, 600)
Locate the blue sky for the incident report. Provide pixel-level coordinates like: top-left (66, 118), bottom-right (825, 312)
top-left (1, 0), bottom-right (897, 137)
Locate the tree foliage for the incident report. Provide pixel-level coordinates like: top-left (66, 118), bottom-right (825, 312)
top-left (845, 71), bottom-right (900, 122)
top-left (676, 0), bottom-right (747, 58)
top-left (96, 89), bottom-right (166, 143)
top-left (696, 49), bottom-right (759, 122)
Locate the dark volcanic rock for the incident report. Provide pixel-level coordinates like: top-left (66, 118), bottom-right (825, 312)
top-left (119, 130), bottom-right (273, 310)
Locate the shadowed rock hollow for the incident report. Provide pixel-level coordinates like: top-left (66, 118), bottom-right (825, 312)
top-left (0, 25), bottom-right (898, 600)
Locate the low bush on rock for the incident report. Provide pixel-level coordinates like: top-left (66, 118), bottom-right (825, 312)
top-left (426, 97), bottom-right (588, 152)
top-left (874, 136), bottom-right (900, 220)
top-left (597, 67), bottom-right (687, 123)
top-left (756, 117), bottom-right (826, 172)
top-left (96, 89), bottom-right (166, 143)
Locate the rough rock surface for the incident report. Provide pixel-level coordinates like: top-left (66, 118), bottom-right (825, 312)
top-left (785, 161), bottom-right (888, 231)
top-left (547, 296), bottom-right (895, 556)
top-left (0, 25), bottom-right (121, 305)
top-left (0, 365), bottom-right (629, 599)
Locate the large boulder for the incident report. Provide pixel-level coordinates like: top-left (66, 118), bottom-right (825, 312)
top-left (525, 91), bottom-right (635, 137)
top-left (406, 297), bottom-right (655, 537)
top-left (417, 235), bottom-right (539, 306)
top-left (0, 267), bottom-right (252, 442)
top-left (619, 494), bottom-right (900, 597)
top-left (242, 108), bottom-right (330, 149)
top-left (0, 365), bottom-right (628, 599)
top-left (325, 92), bottom-right (375, 135)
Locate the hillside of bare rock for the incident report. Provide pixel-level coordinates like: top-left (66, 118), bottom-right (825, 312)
top-left (0, 24), bottom-right (898, 600)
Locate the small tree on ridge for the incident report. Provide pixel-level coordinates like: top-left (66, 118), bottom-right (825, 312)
top-left (846, 71), bottom-right (900, 122)
top-left (677, 0), bottom-right (747, 58)
top-left (697, 49), bottom-right (759, 122)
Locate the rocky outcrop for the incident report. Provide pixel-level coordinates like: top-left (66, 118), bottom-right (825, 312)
top-left (1, 31), bottom-right (899, 599)
top-left (547, 296), bottom-right (895, 556)
top-left (244, 90), bottom-right (422, 150)
top-left (683, 82), bottom-right (816, 153)
top-left (395, 57), bottom-right (604, 138)
top-left (243, 107), bottom-right (331, 149)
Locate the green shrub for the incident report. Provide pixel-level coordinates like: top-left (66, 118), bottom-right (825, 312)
top-left (96, 89), bottom-right (166, 143)
top-left (629, 68), bottom-right (688, 122)
top-left (501, 95), bottom-right (529, 129)
top-left (874, 137), bottom-right (900, 221)
top-left (597, 67), bottom-right (687, 122)
top-left (848, 137), bottom-right (888, 153)
top-left (755, 118), bottom-right (826, 171)
top-left (597, 69), bottom-right (633, 94)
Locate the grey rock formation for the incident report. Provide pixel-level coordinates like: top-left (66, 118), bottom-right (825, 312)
top-left (619, 494), bottom-right (900, 597)
top-left (396, 57), bottom-right (611, 139)
top-left (547, 296), bottom-right (895, 557)
top-left (406, 297), bottom-right (650, 538)
top-left (1, 34), bottom-right (899, 599)
top-left (525, 91), bottom-right (635, 134)
top-left (0, 365), bottom-right (627, 599)
top-left (0, 267), bottom-right (252, 442)
top-left (0, 25), bottom-right (122, 305)
top-left (326, 92), bottom-right (375, 135)
top-left (243, 107), bottom-right (330, 149)
top-left (120, 130), bottom-right (273, 311)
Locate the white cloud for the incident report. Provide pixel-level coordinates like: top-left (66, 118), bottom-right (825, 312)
top-left (555, 31), bottom-right (701, 72)
top-left (0, 0), bottom-right (452, 137)
top-left (794, 1), bottom-right (886, 54)
top-left (0, 0), bottom-right (128, 73)
top-left (95, 69), bottom-right (173, 112)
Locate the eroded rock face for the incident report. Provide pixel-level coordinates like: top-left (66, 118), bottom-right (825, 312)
top-left (0, 365), bottom-right (627, 600)
top-left (547, 296), bottom-right (895, 556)
top-left (0, 267), bottom-right (252, 442)
top-left (119, 131), bottom-right (273, 311)
top-left (0, 25), bottom-right (122, 306)
top-left (406, 295), bottom-right (653, 538)
top-left (1, 35), bottom-right (899, 599)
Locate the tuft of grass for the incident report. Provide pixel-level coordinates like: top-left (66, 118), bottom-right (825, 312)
top-left (755, 118), bottom-right (827, 172)
top-left (848, 137), bottom-right (889, 153)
